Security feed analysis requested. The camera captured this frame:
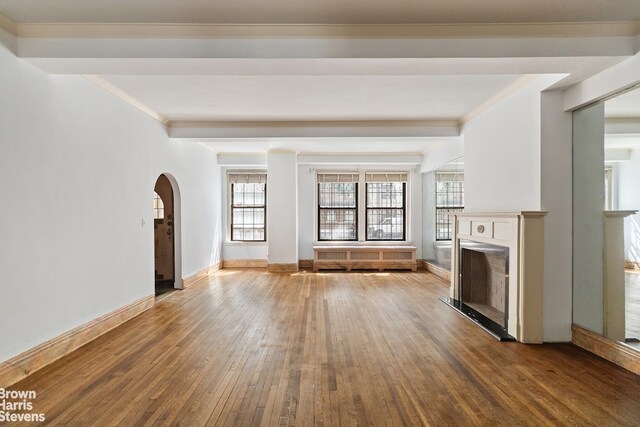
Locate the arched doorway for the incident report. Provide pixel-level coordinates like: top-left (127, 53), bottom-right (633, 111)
top-left (154, 174), bottom-right (177, 296)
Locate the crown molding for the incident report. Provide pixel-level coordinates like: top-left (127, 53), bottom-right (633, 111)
top-left (458, 75), bottom-right (541, 125)
top-left (0, 13), bottom-right (17, 36)
top-left (83, 75), bottom-right (169, 126)
top-left (13, 21), bottom-right (640, 39)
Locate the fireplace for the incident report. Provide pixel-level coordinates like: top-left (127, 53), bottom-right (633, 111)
top-left (440, 212), bottom-right (546, 343)
top-left (458, 240), bottom-right (510, 338)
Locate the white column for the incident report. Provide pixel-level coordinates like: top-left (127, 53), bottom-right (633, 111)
top-left (267, 150), bottom-right (298, 272)
top-left (540, 91), bottom-right (573, 342)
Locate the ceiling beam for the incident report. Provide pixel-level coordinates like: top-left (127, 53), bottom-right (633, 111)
top-left (17, 34), bottom-right (635, 60)
top-left (13, 21), bottom-right (640, 39)
top-left (169, 120), bottom-right (460, 139)
top-left (563, 51), bottom-right (640, 110)
top-left (606, 117), bottom-right (640, 135)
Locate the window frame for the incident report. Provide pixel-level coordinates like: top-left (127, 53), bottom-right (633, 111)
top-left (317, 181), bottom-right (359, 242)
top-left (153, 191), bottom-right (165, 220)
top-left (315, 170), bottom-right (411, 243)
top-left (364, 181), bottom-right (406, 241)
top-left (229, 173), bottom-right (267, 242)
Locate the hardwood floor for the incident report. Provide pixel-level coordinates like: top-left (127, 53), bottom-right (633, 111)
top-left (9, 269), bottom-right (640, 426)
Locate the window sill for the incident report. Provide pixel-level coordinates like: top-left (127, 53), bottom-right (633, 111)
top-left (224, 241), bottom-right (268, 246)
top-left (314, 241), bottom-right (414, 247)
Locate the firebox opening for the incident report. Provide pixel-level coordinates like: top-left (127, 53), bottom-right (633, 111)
top-left (460, 240), bottom-right (509, 331)
top-left (441, 239), bottom-right (514, 341)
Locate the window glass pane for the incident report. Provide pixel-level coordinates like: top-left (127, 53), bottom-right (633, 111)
top-left (153, 192), bottom-right (164, 219)
top-left (366, 182), bottom-right (404, 208)
top-left (231, 207), bottom-right (265, 241)
top-left (319, 183), bottom-right (357, 208)
top-left (319, 209), bottom-right (357, 241)
top-left (366, 208), bottom-right (404, 240)
top-left (435, 174), bottom-right (464, 208)
top-left (435, 207), bottom-right (463, 241)
top-left (232, 183), bottom-right (265, 208)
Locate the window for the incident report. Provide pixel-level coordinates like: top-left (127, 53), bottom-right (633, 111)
top-left (153, 192), bottom-right (164, 219)
top-left (435, 172), bottom-right (464, 241)
top-left (318, 173), bottom-right (358, 241)
top-left (365, 173), bottom-right (407, 241)
top-left (229, 172), bottom-right (267, 241)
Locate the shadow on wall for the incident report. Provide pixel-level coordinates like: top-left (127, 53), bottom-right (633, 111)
top-left (210, 219), bottom-right (223, 268)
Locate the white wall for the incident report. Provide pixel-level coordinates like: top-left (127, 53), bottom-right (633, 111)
top-left (462, 83), bottom-right (543, 211)
top-left (220, 155), bottom-right (423, 262)
top-left (616, 147), bottom-right (640, 263)
top-left (0, 40), bottom-right (221, 363)
top-left (461, 77), bottom-right (573, 341)
top-left (297, 160), bottom-right (423, 260)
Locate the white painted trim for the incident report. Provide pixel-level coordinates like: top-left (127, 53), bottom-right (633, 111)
top-left (459, 75), bottom-right (541, 124)
top-left (14, 22), bottom-right (640, 39)
top-left (83, 75), bottom-right (169, 126)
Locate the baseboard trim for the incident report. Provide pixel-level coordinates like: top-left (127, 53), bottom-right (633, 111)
top-left (0, 294), bottom-right (154, 388)
top-left (572, 324), bottom-right (640, 376)
top-left (267, 263), bottom-right (299, 273)
top-left (183, 263), bottom-right (221, 288)
top-left (298, 259), bottom-right (313, 269)
top-left (222, 259), bottom-right (268, 268)
top-left (422, 260), bottom-right (452, 282)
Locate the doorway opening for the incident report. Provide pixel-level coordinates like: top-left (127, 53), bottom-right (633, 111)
top-left (154, 174), bottom-right (176, 297)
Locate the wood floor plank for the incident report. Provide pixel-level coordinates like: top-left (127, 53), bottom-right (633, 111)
top-left (6, 268), bottom-right (640, 426)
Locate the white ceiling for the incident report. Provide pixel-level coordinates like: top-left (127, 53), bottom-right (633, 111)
top-left (195, 137), bottom-right (452, 154)
top-left (2, 0), bottom-right (640, 24)
top-left (605, 86), bottom-right (640, 118)
top-left (102, 75), bottom-right (521, 121)
top-left (3, 1), bottom-right (637, 155)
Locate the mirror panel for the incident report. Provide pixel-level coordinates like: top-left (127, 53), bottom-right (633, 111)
top-left (573, 84), bottom-right (640, 352)
top-left (422, 157), bottom-right (464, 272)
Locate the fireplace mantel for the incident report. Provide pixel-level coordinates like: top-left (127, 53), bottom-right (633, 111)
top-left (450, 211), bottom-right (547, 343)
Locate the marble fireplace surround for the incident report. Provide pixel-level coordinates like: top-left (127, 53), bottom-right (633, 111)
top-left (451, 212), bottom-right (546, 343)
